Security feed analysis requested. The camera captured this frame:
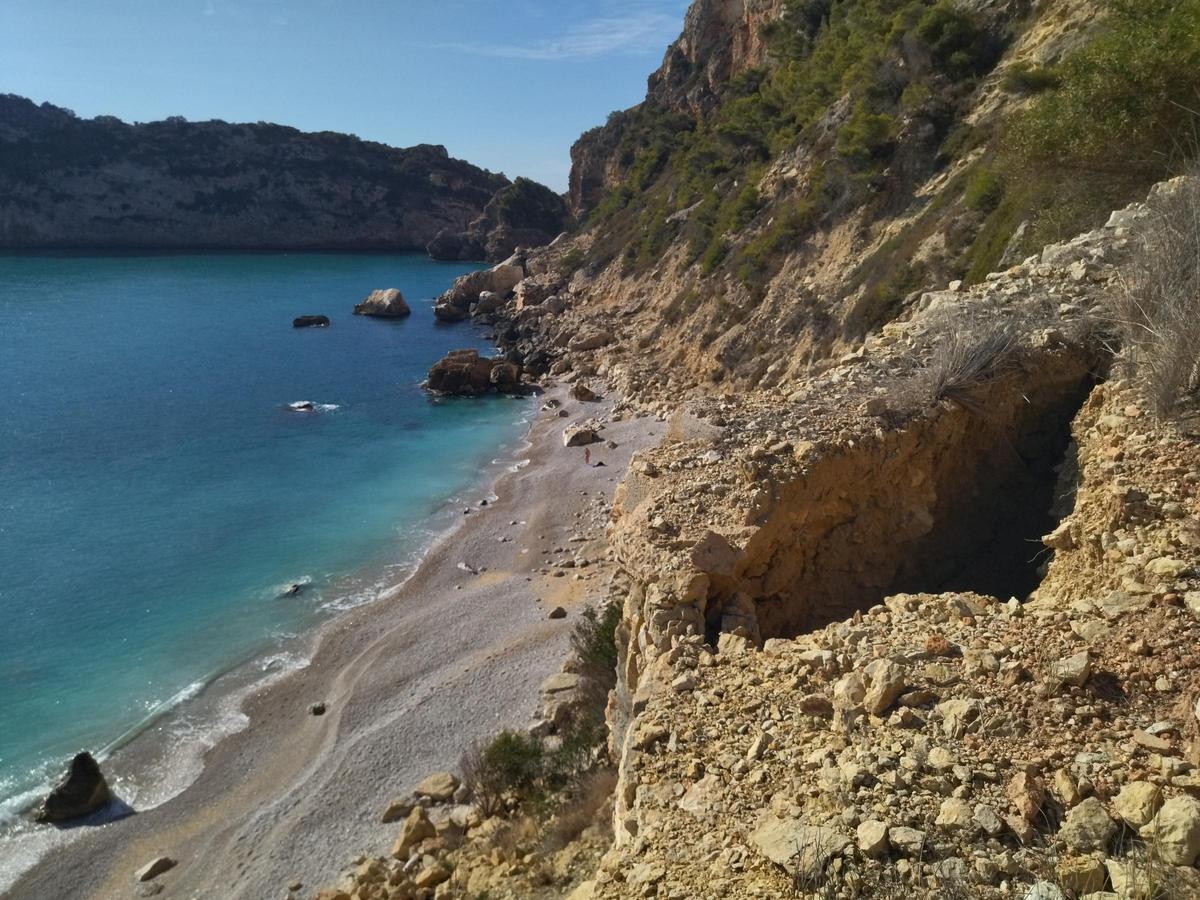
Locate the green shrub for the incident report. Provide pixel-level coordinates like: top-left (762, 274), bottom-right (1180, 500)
top-left (462, 730), bottom-right (546, 815)
top-left (559, 246), bottom-right (584, 273)
top-left (570, 603), bottom-right (621, 686)
top-left (964, 166), bottom-right (1005, 213)
top-left (1001, 61), bottom-right (1061, 94)
top-left (836, 101), bottom-right (896, 169)
top-left (914, 0), bottom-right (1004, 77)
top-left (584, 0), bottom-right (1007, 285)
top-left (1007, 0), bottom-right (1200, 176)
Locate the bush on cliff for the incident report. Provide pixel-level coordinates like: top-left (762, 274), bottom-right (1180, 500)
top-left (586, 0), bottom-right (1007, 284)
top-left (487, 177), bottom-right (569, 236)
top-left (461, 604), bottom-right (621, 818)
top-left (962, 0), bottom-right (1200, 280)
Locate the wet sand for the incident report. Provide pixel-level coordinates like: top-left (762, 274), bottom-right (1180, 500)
top-left (6, 385), bottom-right (657, 900)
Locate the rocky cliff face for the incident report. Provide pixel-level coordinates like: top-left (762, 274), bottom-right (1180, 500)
top-left (0, 94), bottom-right (557, 254)
top-left (568, 0), bottom-right (783, 214)
top-left (557, 0), bottom-right (1136, 401)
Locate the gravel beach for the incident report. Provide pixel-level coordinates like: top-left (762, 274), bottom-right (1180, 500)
top-left (5, 385), bottom-right (658, 900)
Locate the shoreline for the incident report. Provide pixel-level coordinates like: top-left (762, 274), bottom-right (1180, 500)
top-left (4, 382), bottom-right (657, 900)
top-left (0, 393), bottom-right (536, 891)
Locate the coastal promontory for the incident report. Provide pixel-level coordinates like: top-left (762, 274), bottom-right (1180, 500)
top-left (0, 94), bottom-right (561, 257)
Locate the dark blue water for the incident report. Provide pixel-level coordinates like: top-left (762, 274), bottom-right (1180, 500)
top-left (0, 252), bottom-right (530, 833)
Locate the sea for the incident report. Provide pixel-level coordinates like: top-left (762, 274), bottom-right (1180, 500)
top-left (0, 251), bottom-right (533, 888)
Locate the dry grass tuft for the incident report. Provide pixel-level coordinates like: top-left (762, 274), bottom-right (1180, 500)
top-left (928, 323), bottom-right (1021, 409)
top-left (541, 768), bottom-right (616, 852)
top-left (1114, 175), bottom-right (1200, 419)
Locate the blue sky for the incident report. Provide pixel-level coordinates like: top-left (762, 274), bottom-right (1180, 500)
top-left (0, 0), bottom-right (692, 190)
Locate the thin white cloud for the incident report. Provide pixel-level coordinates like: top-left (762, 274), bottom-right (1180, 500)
top-left (435, 9), bottom-right (681, 61)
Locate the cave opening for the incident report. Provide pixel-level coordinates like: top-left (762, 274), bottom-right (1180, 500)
top-left (706, 364), bottom-right (1102, 646)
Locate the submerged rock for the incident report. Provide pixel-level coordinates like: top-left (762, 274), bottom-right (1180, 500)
top-left (36, 751), bottom-right (112, 823)
top-left (353, 288), bottom-right (411, 318)
top-left (292, 315), bottom-right (330, 328)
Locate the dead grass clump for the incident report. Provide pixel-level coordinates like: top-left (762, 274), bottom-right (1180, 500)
top-left (1114, 176), bottom-right (1200, 418)
top-left (541, 768), bottom-right (616, 852)
top-left (925, 322), bottom-right (1021, 413)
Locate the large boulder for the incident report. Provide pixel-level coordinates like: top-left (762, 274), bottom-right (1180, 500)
top-left (434, 262), bottom-right (525, 322)
top-left (36, 752), bottom-right (112, 823)
top-left (354, 289), bottom-right (411, 318)
top-left (568, 330), bottom-right (613, 352)
top-left (426, 349), bottom-right (524, 396)
top-left (563, 424), bottom-right (601, 447)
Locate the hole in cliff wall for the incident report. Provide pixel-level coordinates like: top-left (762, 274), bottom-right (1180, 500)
top-left (712, 356), bottom-right (1101, 644)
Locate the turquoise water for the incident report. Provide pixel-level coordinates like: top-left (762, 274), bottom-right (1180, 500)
top-left (0, 252), bottom-right (530, 824)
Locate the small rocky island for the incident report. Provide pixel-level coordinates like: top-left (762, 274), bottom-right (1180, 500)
top-left (353, 289), bottom-right (410, 319)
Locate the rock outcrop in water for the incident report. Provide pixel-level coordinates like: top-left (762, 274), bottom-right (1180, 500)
top-left (353, 289), bottom-right (410, 319)
top-left (0, 94), bottom-right (562, 256)
top-left (425, 349), bottom-right (524, 396)
top-left (293, 315), bottom-right (330, 329)
top-left (36, 751), bottom-right (111, 824)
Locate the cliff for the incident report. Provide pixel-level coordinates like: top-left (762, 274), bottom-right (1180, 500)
top-left (0, 94), bottom-right (562, 256)
top-left (548, 0), bottom-right (1197, 404)
top-left (308, 1), bottom-right (1200, 896)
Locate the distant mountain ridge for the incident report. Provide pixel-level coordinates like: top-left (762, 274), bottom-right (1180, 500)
top-left (0, 94), bottom-right (566, 257)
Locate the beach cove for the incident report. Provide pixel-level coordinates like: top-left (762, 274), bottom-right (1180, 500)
top-left (6, 382), bottom-right (659, 899)
top-left (0, 251), bottom-right (643, 893)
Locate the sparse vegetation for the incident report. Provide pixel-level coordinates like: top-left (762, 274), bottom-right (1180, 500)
top-left (920, 321), bottom-right (1021, 413)
top-left (961, 0), bottom-right (1200, 283)
top-left (1112, 176), bottom-right (1200, 417)
top-left (1001, 60), bottom-right (1060, 95)
top-left (585, 0), bottom-right (1009, 283)
top-left (459, 604), bottom-right (621, 821)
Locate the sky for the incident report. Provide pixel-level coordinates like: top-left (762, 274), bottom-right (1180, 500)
top-left (0, 0), bottom-right (692, 191)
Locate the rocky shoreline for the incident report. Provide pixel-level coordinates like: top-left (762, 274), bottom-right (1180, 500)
top-left (4, 385), bottom-right (660, 900)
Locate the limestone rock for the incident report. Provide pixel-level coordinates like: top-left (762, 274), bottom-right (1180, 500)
top-left (1008, 772), bottom-right (1046, 824)
top-left (568, 330), bottom-right (613, 352)
top-left (1055, 857), bottom-right (1105, 895)
top-left (353, 288), bottom-right (411, 318)
top-left (1059, 796), bottom-right (1117, 852)
top-left (414, 864), bottom-right (450, 889)
top-left (935, 798), bottom-right (975, 831)
top-left (392, 807), bottom-right (435, 857)
top-left (564, 424), bottom-right (601, 447)
top-left (36, 751), bottom-right (112, 823)
top-left (1140, 795), bottom-right (1200, 866)
top-left (1024, 883), bottom-right (1065, 900)
top-left (856, 819), bottom-right (890, 857)
top-left (381, 796), bottom-right (414, 824)
top-left (832, 673), bottom-right (866, 710)
top-left (889, 826), bottom-right (926, 857)
top-left (570, 383), bottom-right (600, 402)
top-left (541, 672), bottom-right (580, 694)
top-left (135, 857), bottom-right (177, 882)
top-left (862, 659), bottom-right (906, 715)
top-left (1146, 557), bottom-right (1189, 579)
top-left (426, 349), bottom-right (522, 396)
top-left (1112, 781), bottom-right (1162, 829)
top-left (1052, 651), bottom-right (1092, 687)
top-left (414, 771), bottom-right (459, 802)
top-left (748, 816), bottom-right (850, 881)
